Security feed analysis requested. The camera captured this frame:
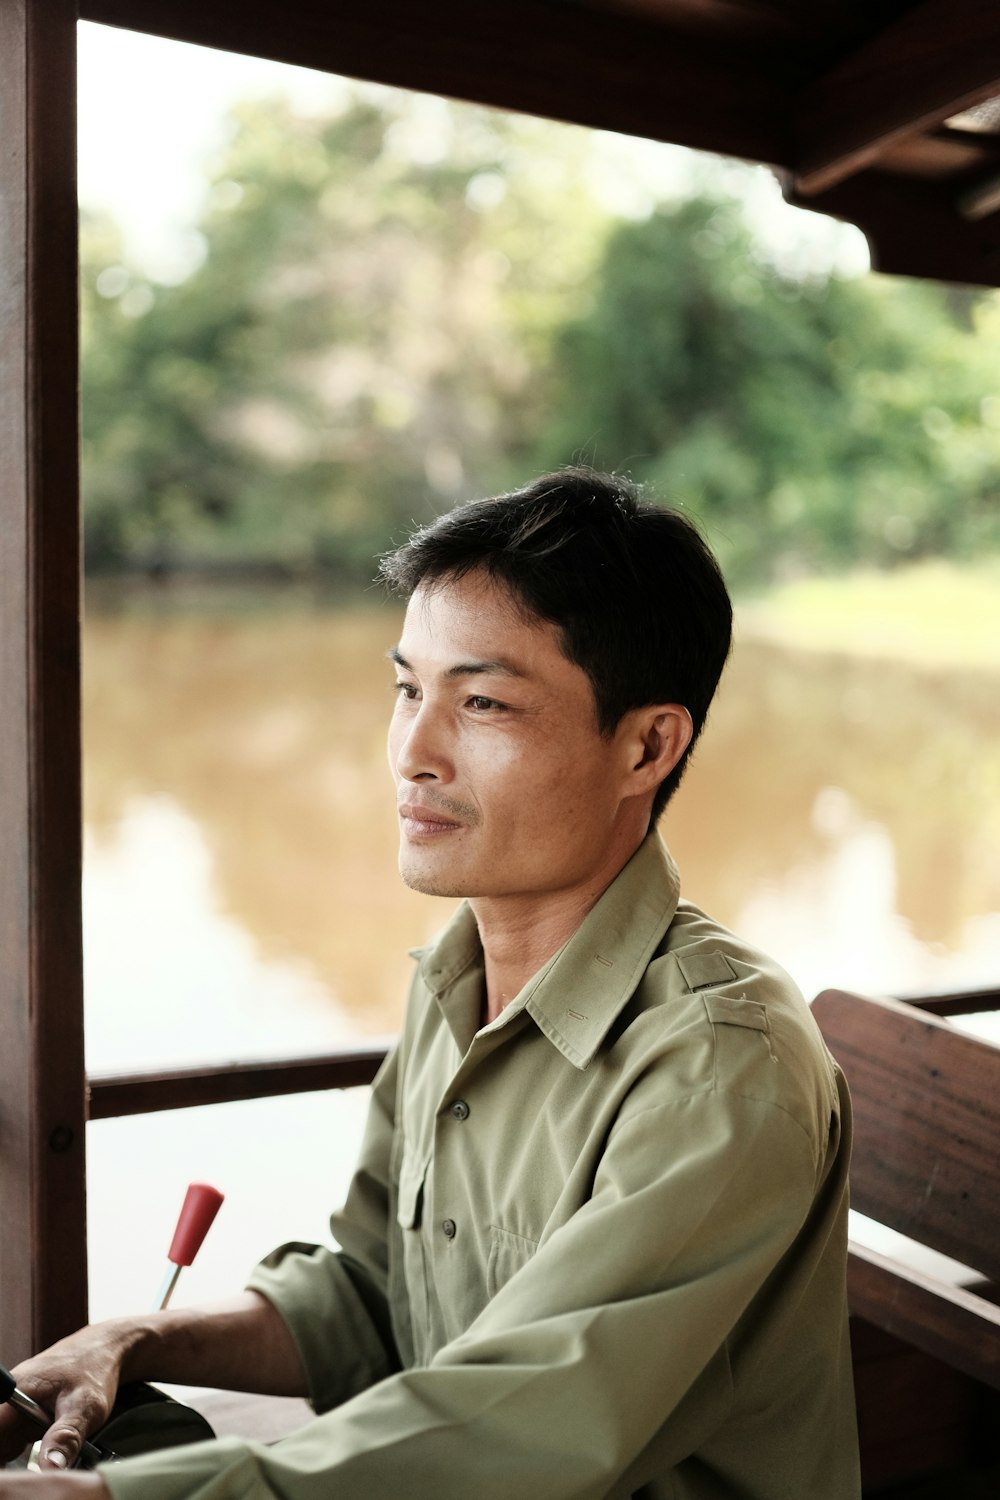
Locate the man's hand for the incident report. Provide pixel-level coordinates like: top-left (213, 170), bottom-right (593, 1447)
top-left (0, 1292), bottom-right (306, 1476)
top-left (0, 1471), bottom-right (109, 1499)
top-left (0, 1323), bottom-right (130, 1471)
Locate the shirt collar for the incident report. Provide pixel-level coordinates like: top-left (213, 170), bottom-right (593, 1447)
top-left (415, 834), bottom-right (681, 1070)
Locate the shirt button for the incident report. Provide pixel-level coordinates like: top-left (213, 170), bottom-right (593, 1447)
top-left (442, 1218), bottom-right (457, 1239)
top-left (450, 1099), bottom-right (470, 1121)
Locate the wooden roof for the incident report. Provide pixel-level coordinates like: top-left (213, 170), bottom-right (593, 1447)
top-left (82, 0), bottom-right (1000, 285)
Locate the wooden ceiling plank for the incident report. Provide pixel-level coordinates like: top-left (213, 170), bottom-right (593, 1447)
top-left (784, 167), bottom-right (1000, 285)
top-left (792, 0), bottom-right (1000, 196)
top-left (957, 171), bottom-right (1000, 221)
top-left (80, 0), bottom-right (788, 165)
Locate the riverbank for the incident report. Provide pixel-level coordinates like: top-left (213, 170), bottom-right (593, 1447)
top-left (85, 556), bottom-right (1000, 673)
top-left (737, 558), bottom-right (1000, 672)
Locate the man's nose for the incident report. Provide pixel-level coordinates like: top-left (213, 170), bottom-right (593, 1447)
top-left (393, 702), bottom-right (453, 783)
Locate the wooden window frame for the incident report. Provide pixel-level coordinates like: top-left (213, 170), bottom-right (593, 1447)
top-left (3, 0), bottom-right (999, 1368)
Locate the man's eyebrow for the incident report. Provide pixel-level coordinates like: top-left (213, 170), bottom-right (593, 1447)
top-left (387, 645), bottom-right (529, 680)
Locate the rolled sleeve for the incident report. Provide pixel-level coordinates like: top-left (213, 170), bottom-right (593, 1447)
top-left (246, 1045), bottom-right (402, 1412)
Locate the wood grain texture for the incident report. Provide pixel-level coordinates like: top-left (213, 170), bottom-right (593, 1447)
top-left (850, 1315), bottom-right (1000, 1489)
top-left (813, 989), bottom-right (1000, 1279)
top-left (784, 167), bottom-right (1000, 286)
top-left (79, 0), bottom-right (1000, 287)
top-left (849, 1242), bottom-right (1000, 1391)
top-left (80, 0), bottom-right (788, 165)
top-left (87, 1045), bottom-right (390, 1119)
top-left (900, 988), bottom-right (1000, 1017)
top-left (184, 1390), bottom-right (314, 1444)
top-left (792, 0), bottom-right (1000, 194)
top-left (814, 989), bottom-right (1000, 1400)
top-left (0, 0), bottom-right (88, 1363)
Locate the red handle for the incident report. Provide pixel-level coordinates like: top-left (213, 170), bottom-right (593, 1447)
top-left (167, 1182), bottom-right (224, 1267)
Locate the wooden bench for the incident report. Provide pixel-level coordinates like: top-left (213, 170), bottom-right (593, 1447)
top-left (183, 1389), bottom-right (314, 1445)
top-left (128, 989), bottom-right (1000, 1487)
top-left (812, 988), bottom-right (1000, 1492)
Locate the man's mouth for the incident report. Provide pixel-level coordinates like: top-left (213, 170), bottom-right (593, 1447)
top-left (398, 802), bottom-right (465, 836)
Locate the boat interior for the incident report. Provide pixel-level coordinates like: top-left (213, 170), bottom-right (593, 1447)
top-left (2, 2), bottom-right (999, 1492)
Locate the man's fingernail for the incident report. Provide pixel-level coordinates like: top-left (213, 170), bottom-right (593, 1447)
top-left (47, 1450), bottom-right (68, 1468)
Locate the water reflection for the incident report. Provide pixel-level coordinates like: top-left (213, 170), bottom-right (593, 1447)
top-left (84, 596), bottom-right (451, 1067)
top-left (82, 589), bottom-right (1000, 1071)
top-left (668, 636), bottom-right (1000, 998)
top-left (84, 796), bottom-right (362, 1069)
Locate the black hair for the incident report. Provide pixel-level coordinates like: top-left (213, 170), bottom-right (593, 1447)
top-left (379, 466), bottom-right (732, 820)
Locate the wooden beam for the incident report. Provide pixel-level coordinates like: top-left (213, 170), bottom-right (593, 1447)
top-left (793, 0), bottom-right (1000, 196)
top-left (0, 0), bottom-right (88, 1363)
top-left (899, 987), bottom-right (1000, 1016)
top-left (79, 0), bottom-right (787, 166)
top-left (813, 989), bottom-right (1000, 1281)
top-left (89, 984), bottom-right (998, 1124)
top-left (783, 168), bottom-right (1000, 287)
top-left (87, 1045), bottom-right (391, 1119)
top-left (848, 1241), bottom-right (1000, 1393)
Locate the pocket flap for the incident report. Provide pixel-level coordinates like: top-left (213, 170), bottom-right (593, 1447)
top-left (396, 1154), bottom-right (427, 1230)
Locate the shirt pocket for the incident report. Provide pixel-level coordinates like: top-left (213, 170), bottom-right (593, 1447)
top-left (486, 1224), bottom-right (540, 1300)
top-left (397, 1150), bottom-right (426, 1230)
top-left (392, 1146), bottom-right (431, 1358)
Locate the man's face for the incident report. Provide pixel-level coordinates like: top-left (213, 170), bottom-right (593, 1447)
top-left (387, 569), bottom-right (641, 902)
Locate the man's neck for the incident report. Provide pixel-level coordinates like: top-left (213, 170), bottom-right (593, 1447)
top-left (471, 841), bottom-right (644, 1025)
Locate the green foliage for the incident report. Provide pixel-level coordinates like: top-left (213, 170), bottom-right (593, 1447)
top-left (81, 96), bottom-right (1000, 583)
top-left (82, 94), bottom-right (607, 575)
top-left (539, 198), bottom-right (1000, 580)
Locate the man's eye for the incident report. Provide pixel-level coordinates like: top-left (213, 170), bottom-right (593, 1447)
top-left (393, 681), bottom-right (419, 701)
top-left (468, 694), bottom-right (504, 712)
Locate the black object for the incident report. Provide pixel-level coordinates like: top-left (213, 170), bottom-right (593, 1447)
top-left (89, 1382), bottom-right (215, 1462)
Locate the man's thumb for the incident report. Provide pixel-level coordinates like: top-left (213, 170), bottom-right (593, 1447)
top-left (40, 1420), bottom-right (85, 1470)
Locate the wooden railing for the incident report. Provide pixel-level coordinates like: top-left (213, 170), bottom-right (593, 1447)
top-left (895, 987), bottom-right (1000, 1017)
top-left (84, 987), bottom-right (1000, 1125)
top-left (86, 1042), bottom-right (393, 1120)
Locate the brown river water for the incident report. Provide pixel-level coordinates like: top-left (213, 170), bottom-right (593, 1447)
top-left (81, 586), bottom-right (999, 1318)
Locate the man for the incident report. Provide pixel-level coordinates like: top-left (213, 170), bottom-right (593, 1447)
top-left (0, 469), bottom-right (859, 1498)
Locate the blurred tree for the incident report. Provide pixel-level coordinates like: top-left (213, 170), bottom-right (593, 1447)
top-left (82, 101), bottom-right (1000, 583)
top-left (540, 196), bottom-right (1000, 580)
top-left (81, 93), bottom-right (608, 576)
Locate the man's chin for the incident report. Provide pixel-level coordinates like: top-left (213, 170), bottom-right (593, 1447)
top-left (399, 856), bottom-right (465, 899)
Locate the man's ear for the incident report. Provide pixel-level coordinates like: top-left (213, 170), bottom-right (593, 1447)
top-left (622, 704), bottom-right (693, 799)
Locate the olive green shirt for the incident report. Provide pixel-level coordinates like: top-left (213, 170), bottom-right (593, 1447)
top-left (103, 835), bottom-right (860, 1500)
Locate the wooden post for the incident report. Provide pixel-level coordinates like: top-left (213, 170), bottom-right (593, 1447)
top-left (0, 0), bottom-right (87, 1361)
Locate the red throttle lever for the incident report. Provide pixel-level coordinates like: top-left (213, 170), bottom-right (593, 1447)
top-left (154, 1182), bottom-right (224, 1311)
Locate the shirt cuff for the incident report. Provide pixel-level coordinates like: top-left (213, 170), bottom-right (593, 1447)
top-left (101, 1435), bottom-right (269, 1500)
top-left (247, 1240), bottom-right (394, 1413)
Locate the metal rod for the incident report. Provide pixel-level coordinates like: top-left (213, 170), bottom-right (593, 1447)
top-left (155, 1263), bottom-right (182, 1312)
top-left (7, 1384), bottom-right (48, 1428)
